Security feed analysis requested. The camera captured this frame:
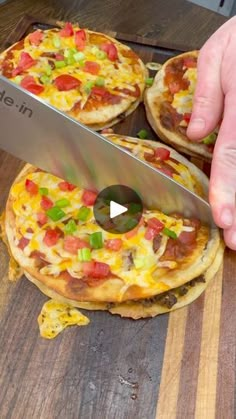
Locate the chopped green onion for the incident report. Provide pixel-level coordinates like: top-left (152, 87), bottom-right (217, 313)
top-left (55, 60), bottom-right (66, 69)
top-left (53, 36), bottom-right (61, 48)
top-left (137, 129), bottom-right (148, 139)
top-left (84, 81), bottom-right (94, 94)
top-left (39, 187), bottom-right (49, 196)
top-left (64, 48), bottom-right (77, 58)
top-left (74, 51), bottom-right (85, 62)
top-left (96, 50), bottom-right (107, 60)
top-left (89, 232), bottom-right (103, 249)
top-left (77, 206), bottom-right (91, 221)
top-left (65, 219), bottom-right (77, 234)
top-left (55, 198), bottom-right (70, 208)
top-left (145, 77), bottom-right (154, 87)
top-left (91, 46), bottom-right (100, 55)
top-left (78, 248), bottom-right (91, 261)
top-left (66, 56), bottom-right (75, 65)
top-left (40, 75), bottom-right (50, 85)
top-left (46, 206), bottom-right (66, 221)
top-left (95, 77), bottom-right (105, 87)
top-left (14, 75), bottom-right (22, 84)
top-left (202, 133), bottom-right (217, 145)
top-left (44, 65), bottom-right (52, 76)
top-left (163, 227), bottom-right (177, 239)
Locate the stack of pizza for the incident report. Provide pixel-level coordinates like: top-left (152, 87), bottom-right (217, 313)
top-left (0, 23), bottom-right (224, 335)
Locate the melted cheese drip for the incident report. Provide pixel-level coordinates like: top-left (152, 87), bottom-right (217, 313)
top-left (38, 299), bottom-right (89, 339)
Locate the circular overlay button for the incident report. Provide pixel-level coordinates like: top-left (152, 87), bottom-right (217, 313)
top-left (93, 185), bottom-right (143, 234)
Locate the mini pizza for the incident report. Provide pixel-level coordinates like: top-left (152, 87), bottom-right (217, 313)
top-left (144, 51), bottom-right (218, 161)
top-left (0, 22), bottom-right (147, 130)
top-left (1, 134), bottom-right (223, 324)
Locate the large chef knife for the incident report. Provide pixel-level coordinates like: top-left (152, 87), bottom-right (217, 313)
top-left (0, 75), bottom-right (215, 226)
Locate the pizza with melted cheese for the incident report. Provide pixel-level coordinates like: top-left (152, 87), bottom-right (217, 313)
top-left (144, 51), bottom-right (218, 160)
top-left (0, 22), bottom-right (147, 130)
top-left (2, 134), bottom-right (223, 320)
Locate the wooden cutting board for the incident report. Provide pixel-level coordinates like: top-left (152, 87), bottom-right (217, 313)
top-left (0, 15), bottom-right (235, 419)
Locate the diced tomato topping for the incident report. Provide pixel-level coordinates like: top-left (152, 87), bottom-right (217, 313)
top-left (60, 22), bottom-right (74, 37)
top-left (54, 75), bottom-right (81, 91)
top-left (20, 76), bottom-right (44, 95)
top-left (178, 230), bottom-right (196, 245)
top-left (183, 57), bottom-right (197, 68)
top-left (28, 30), bottom-right (43, 46)
top-left (158, 167), bottom-right (173, 178)
top-left (83, 61), bottom-right (101, 75)
top-left (105, 238), bottom-right (123, 251)
top-left (147, 218), bottom-right (164, 233)
top-left (82, 189), bottom-right (97, 206)
top-left (75, 29), bottom-right (86, 50)
top-left (154, 147), bottom-right (170, 161)
top-left (145, 227), bottom-right (157, 240)
top-left (37, 211), bottom-right (48, 226)
top-left (25, 178), bottom-right (38, 195)
top-left (40, 196), bottom-right (53, 210)
top-left (183, 113), bottom-right (191, 124)
top-left (55, 53), bottom-right (64, 61)
top-left (100, 42), bottom-right (118, 61)
top-left (64, 235), bottom-right (89, 254)
top-left (43, 228), bottom-right (62, 247)
top-left (82, 261), bottom-right (110, 278)
top-left (58, 181), bottom-right (76, 191)
top-left (12, 52), bottom-right (36, 76)
top-left (18, 237), bottom-right (30, 250)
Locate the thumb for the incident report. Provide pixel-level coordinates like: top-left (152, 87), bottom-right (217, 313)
top-left (187, 41), bottom-right (224, 141)
top-left (209, 89), bottom-right (236, 249)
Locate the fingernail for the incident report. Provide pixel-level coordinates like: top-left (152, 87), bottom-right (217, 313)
top-left (220, 208), bottom-right (233, 226)
top-left (189, 118), bottom-right (205, 131)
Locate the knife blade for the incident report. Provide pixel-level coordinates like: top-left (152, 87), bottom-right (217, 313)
top-left (0, 75), bottom-right (215, 226)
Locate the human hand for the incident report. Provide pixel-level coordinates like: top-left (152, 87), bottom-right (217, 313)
top-left (187, 17), bottom-right (236, 250)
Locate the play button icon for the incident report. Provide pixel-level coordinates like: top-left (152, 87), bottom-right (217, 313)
top-left (110, 201), bottom-right (128, 219)
top-left (94, 185), bottom-right (143, 234)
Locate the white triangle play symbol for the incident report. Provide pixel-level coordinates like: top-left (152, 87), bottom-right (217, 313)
top-left (110, 201), bottom-right (128, 219)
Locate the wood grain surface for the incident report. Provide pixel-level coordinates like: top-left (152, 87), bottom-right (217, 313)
top-left (0, 3), bottom-right (234, 419)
